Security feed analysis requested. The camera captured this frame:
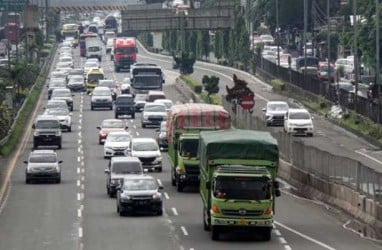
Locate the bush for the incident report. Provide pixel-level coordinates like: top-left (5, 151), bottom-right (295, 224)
top-left (270, 79), bottom-right (285, 91)
top-left (180, 75), bottom-right (202, 94)
top-left (43, 43), bottom-right (53, 50)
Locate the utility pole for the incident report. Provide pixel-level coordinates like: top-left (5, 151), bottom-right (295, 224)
top-left (376, 0), bottom-right (381, 122)
top-left (303, 0), bottom-right (308, 79)
top-left (327, 0), bottom-right (331, 82)
top-left (276, 0), bottom-right (280, 67)
top-left (353, 0), bottom-right (359, 110)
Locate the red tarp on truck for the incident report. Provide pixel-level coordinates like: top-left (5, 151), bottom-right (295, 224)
top-left (167, 103), bottom-right (231, 142)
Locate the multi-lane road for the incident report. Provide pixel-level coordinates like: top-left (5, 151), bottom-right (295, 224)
top-left (0, 40), bottom-right (381, 250)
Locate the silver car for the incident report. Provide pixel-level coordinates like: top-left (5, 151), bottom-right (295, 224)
top-left (24, 150), bottom-right (62, 183)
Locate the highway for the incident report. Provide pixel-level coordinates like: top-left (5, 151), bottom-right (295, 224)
top-left (0, 40), bottom-right (381, 250)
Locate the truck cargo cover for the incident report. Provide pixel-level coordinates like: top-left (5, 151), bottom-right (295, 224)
top-left (199, 129), bottom-right (279, 163)
top-left (167, 103), bottom-right (231, 142)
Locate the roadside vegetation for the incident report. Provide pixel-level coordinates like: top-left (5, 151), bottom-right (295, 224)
top-left (0, 35), bottom-right (56, 156)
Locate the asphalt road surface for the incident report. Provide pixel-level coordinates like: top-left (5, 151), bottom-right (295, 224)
top-left (0, 40), bottom-right (381, 250)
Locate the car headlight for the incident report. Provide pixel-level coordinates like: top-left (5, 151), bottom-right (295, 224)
top-left (111, 179), bottom-right (120, 184)
top-left (104, 146), bottom-right (112, 151)
top-left (121, 192), bottom-right (131, 199)
top-left (55, 130), bottom-right (61, 136)
top-left (152, 192), bottom-right (162, 200)
top-left (100, 132), bottom-right (107, 137)
top-left (143, 115), bottom-right (149, 120)
top-left (156, 156), bottom-right (163, 162)
top-left (34, 131), bottom-right (40, 136)
top-left (266, 115), bottom-right (272, 120)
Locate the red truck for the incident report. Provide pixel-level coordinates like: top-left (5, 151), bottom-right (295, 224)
top-left (111, 37), bottom-right (137, 72)
top-left (4, 23), bottom-right (20, 43)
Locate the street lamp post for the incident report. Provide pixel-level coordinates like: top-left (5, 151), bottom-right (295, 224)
top-left (276, 0), bottom-right (280, 67)
top-left (376, 0), bottom-right (381, 122)
top-left (327, 0), bottom-right (331, 83)
top-left (353, 0), bottom-right (359, 110)
top-left (303, 0), bottom-right (308, 80)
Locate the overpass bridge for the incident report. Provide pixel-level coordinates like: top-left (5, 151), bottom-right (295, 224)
top-left (28, 0), bottom-right (141, 11)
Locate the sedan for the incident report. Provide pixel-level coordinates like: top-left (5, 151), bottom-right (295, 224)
top-left (97, 119), bottom-right (128, 144)
top-left (116, 175), bottom-right (163, 216)
top-left (67, 75), bottom-right (85, 92)
top-left (43, 108), bottom-right (72, 132)
top-left (51, 88), bottom-right (74, 111)
top-left (104, 131), bottom-right (132, 158)
top-left (155, 121), bottom-right (167, 151)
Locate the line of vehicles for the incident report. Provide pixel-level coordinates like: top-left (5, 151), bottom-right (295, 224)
top-left (22, 20), bottom-right (284, 241)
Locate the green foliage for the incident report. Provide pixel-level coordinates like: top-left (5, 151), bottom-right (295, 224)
top-left (180, 75), bottom-right (202, 93)
top-left (270, 79), bottom-right (285, 91)
top-left (202, 75), bottom-right (219, 98)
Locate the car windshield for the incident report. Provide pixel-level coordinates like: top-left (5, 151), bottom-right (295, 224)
top-left (47, 103), bottom-right (67, 109)
top-left (88, 74), bottom-right (104, 82)
top-left (70, 78), bottom-right (84, 83)
top-left (53, 90), bottom-right (71, 97)
top-left (123, 179), bottom-right (157, 191)
top-left (107, 134), bottom-right (130, 142)
top-left (45, 109), bottom-right (69, 116)
top-left (93, 89), bottom-right (110, 96)
top-left (268, 103), bottom-right (288, 111)
top-left (115, 47), bottom-right (136, 54)
top-left (99, 81), bottom-right (117, 88)
top-left (134, 76), bottom-right (161, 88)
top-left (214, 176), bottom-right (271, 200)
top-left (289, 112), bottom-right (310, 120)
top-left (29, 154), bottom-right (57, 163)
top-left (102, 120), bottom-right (124, 128)
top-left (85, 62), bottom-right (98, 68)
top-left (59, 58), bottom-right (72, 62)
top-left (88, 46), bottom-right (100, 52)
top-left (180, 139), bottom-right (198, 157)
top-left (112, 162), bottom-right (141, 174)
top-left (135, 94), bottom-right (147, 101)
top-left (145, 105), bottom-right (165, 112)
top-left (117, 97), bottom-right (134, 104)
top-left (132, 141), bottom-right (158, 151)
top-left (35, 120), bottom-right (60, 129)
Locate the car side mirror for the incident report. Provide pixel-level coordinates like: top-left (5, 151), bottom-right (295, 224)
top-left (262, 108), bottom-right (266, 112)
top-left (32, 124), bottom-right (35, 129)
top-left (58, 160), bottom-right (63, 164)
top-left (125, 126), bottom-right (128, 129)
top-left (159, 185), bottom-right (164, 190)
top-left (155, 129), bottom-right (160, 132)
top-left (143, 169), bottom-right (148, 173)
top-left (23, 160), bottom-right (28, 164)
top-left (104, 168), bottom-right (110, 174)
top-left (96, 126), bottom-right (101, 130)
top-left (311, 116), bottom-right (314, 120)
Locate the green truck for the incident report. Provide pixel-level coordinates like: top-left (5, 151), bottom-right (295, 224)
top-left (199, 129), bottom-right (281, 240)
top-left (167, 103), bottom-right (231, 192)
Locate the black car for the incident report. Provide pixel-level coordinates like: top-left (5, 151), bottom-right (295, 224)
top-left (32, 115), bottom-right (62, 149)
top-left (115, 94), bottom-right (135, 119)
top-left (116, 175), bottom-right (163, 216)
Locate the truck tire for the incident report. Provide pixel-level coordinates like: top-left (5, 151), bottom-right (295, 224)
top-left (115, 113), bottom-right (119, 119)
top-left (115, 66), bottom-right (119, 72)
top-left (171, 170), bottom-right (176, 186)
top-left (262, 227), bottom-right (272, 241)
top-left (131, 113), bottom-right (135, 119)
top-left (203, 209), bottom-right (210, 231)
top-left (57, 143), bottom-right (62, 149)
top-left (33, 141), bottom-right (38, 149)
top-left (211, 226), bottom-right (220, 241)
top-left (176, 182), bottom-right (184, 192)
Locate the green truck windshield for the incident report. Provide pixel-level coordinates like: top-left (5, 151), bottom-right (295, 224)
top-left (214, 176), bottom-right (270, 200)
top-left (180, 139), bottom-right (198, 157)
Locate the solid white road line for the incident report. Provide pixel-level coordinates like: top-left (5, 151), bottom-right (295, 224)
top-left (279, 237), bottom-right (287, 244)
top-left (180, 226), bottom-right (188, 236)
top-left (172, 207), bottom-right (178, 216)
top-left (77, 193), bottom-right (81, 201)
top-left (77, 209), bottom-right (82, 218)
top-left (164, 192), bottom-right (170, 200)
top-left (77, 180), bottom-right (80, 187)
top-left (355, 149), bottom-right (382, 165)
top-left (274, 229), bottom-right (281, 236)
top-left (284, 246), bottom-right (292, 250)
top-left (78, 227), bottom-right (83, 238)
top-left (275, 221), bottom-right (336, 250)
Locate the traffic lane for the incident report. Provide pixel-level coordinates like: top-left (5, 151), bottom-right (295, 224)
top-left (0, 92), bottom-right (83, 250)
top-left (275, 193), bottom-right (381, 250)
top-left (80, 97), bottom-right (178, 250)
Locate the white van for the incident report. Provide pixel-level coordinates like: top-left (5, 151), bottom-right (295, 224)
top-left (104, 31), bottom-right (116, 44)
top-left (86, 39), bottom-right (102, 61)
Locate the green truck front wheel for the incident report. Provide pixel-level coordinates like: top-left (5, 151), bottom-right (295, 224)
top-left (211, 226), bottom-right (220, 241)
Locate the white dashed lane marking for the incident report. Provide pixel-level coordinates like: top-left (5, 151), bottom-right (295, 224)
top-left (180, 226), bottom-right (188, 236)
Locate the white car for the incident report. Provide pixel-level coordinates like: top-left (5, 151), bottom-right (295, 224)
top-left (130, 138), bottom-right (162, 172)
top-left (260, 34), bottom-right (274, 45)
top-left (284, 108), bottom-right (314, 136)
top-left (58, 56), bottom-right (74, 68)
top-left (59, 46), bottom-right (72, 55)
top-left (141, 102), bottom-right (168, 128)
top-left (84, 61), bottom-right (99, 75)
top-left (262, 101), bottom-right (289, 127)
top-left (103, 131), bottom-right (132, 158)
top-left (43, 108), bottom-right (72, 132)
top-left (154, 99), bottom-right (173, 112)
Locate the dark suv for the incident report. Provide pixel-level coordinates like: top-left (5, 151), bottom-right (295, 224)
top-left (115, 94), bottom-right (135, 119)
top-left (32, 115), bottom-right (62, 149)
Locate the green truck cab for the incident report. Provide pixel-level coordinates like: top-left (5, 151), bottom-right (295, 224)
top-left (199, 129), bottom-right (281, 241)
top-left (167, 103), bottom-right (231, 192)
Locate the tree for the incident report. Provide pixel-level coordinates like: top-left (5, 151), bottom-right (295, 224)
top-left (202, 75), bottom-right (219, 103)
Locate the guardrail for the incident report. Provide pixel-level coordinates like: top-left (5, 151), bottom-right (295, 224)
top-left (222, 97), bottom-right (382, 203)
top-left (0, 44), bottom-right (57, 147)
top-left (254, 53), bottom-right (382, 124)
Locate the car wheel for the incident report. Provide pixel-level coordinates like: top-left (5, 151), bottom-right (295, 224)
top-left (57, 143), bottom-right (62, 149)
top-left (142, 123), bottom-right (146, 128)
top-left (110, 106), bottom-right (113, 110)
top-left (131, 114), bottom-right (135, 119)
top-left (68, 126), bottom-right (72, 132)
top-left (56, 177), bottom-right (61, 184)
top-left (157, 209), bottom-right (163, 216)
top-left (33, 142), bottom-right (38, 149)
top-left (157, 167), bottom-right (162, 172)
top-left (108, 190), bottom-right (114, 198)
top-left (25, 177), bottom-right (30, 184)
top-left (176, 182), bottom-right (184, 192)
top-left (91, 106), bottom-right (94, 111)
top-left (262, 227), bottom-right (272, 241)
top-left (308, 133), bottom-right (313, 137)
top-left (115, 113), bottom-right (118, 119)
top-left (70, 107), bottom-right (73, 111)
